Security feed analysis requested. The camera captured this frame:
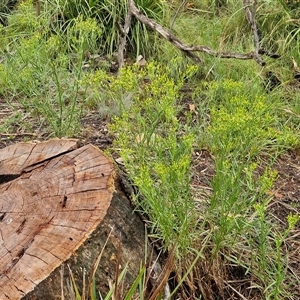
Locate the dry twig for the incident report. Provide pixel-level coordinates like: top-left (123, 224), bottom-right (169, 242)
top-left (243, 0), bottom-right (265, 66)
top-left (117, 8), bottom-right (132, 70)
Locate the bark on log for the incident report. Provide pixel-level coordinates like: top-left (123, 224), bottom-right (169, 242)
top-left (0, 139), bottom-right (152, 299)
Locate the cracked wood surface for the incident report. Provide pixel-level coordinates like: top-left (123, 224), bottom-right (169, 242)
top-left (0, 139), bottom-right (114, 299)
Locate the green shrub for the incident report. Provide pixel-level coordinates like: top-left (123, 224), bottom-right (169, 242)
top-left (50, 0), bottom-right (166, 57)
top-left (197, 78), bottom-right (300, 298)
top-left (110, 62), bottom-right (197, 254)
top-left (0, 1), bottom-right (103, 136)
top-left (205, 79), bottom-right (298, 158)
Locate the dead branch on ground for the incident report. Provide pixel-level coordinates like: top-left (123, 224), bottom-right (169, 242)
top-left (244, 0), bottom-right (280, 62)
top-left (243, 0), bottom-right (265, 66)
top-left (129, 0), bottom-right (202, 63)
top-left (117, 8), bottom-right (132, 70)
top-left (128, 0), bottom-right (272, 65)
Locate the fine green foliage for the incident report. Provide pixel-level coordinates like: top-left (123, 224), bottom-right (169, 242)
top-left (0, 0), bottom-right (103, 136)
top-left (197, 79), bottom-right (299, 298)
top-left (110, 62), bottom-right (197, 254)
top-left (69, 264), bottom-right (149, 300)
top-left (111, 70), bottom-right (300, 298)
top-left (47, 0), bottom-right (166, 57)
top-left (0, 0), bottom-right (168, 136)
top-left (205, 79), bottom-right (298, 157)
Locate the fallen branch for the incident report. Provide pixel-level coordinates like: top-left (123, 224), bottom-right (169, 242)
top-left (117, 8), bottom-right (132, 70)
top-left (128, 0), bottom-right (268, 65)
top-left (243, 0), bottom-right (265, 66)
top-left (128, 0), bottom-right (202, 63)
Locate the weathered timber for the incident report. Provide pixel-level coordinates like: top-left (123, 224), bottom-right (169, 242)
top-left (0, 139), bottom-right (152, 299)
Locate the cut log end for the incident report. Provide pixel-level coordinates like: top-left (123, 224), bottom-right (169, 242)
top-left (0, 139), bottom-right (116, 299)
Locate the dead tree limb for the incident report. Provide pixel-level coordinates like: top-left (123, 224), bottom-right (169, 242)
top-left (128, 0), bottom-right (270, 65)
top-left (128, 0), bottom-right (202, 63)
top-left (244, 0), bottom-right (280, 60)
top-left (118, 8), bottom-right (132, 70)
top-left (243, 0), bottom-right (266, 66)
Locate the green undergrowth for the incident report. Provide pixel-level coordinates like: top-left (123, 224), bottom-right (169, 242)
top-left (0, 0), bottom-right (167, 136)
top-left (110, 65), bottom-right (300, 298)
top-left (200, 79), bottom-right (299, 298)
top-left (0, 0), bottom-right (104, 136)
top-left (205, 79), bottom-right (298, 156)
top-left (45, 0), bottom-right (166, 57)
top-left (110, 62), bottom-right (198, 254)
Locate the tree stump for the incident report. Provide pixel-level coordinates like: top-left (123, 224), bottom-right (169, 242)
top-left (0, 139), bottom-right (151, 299)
